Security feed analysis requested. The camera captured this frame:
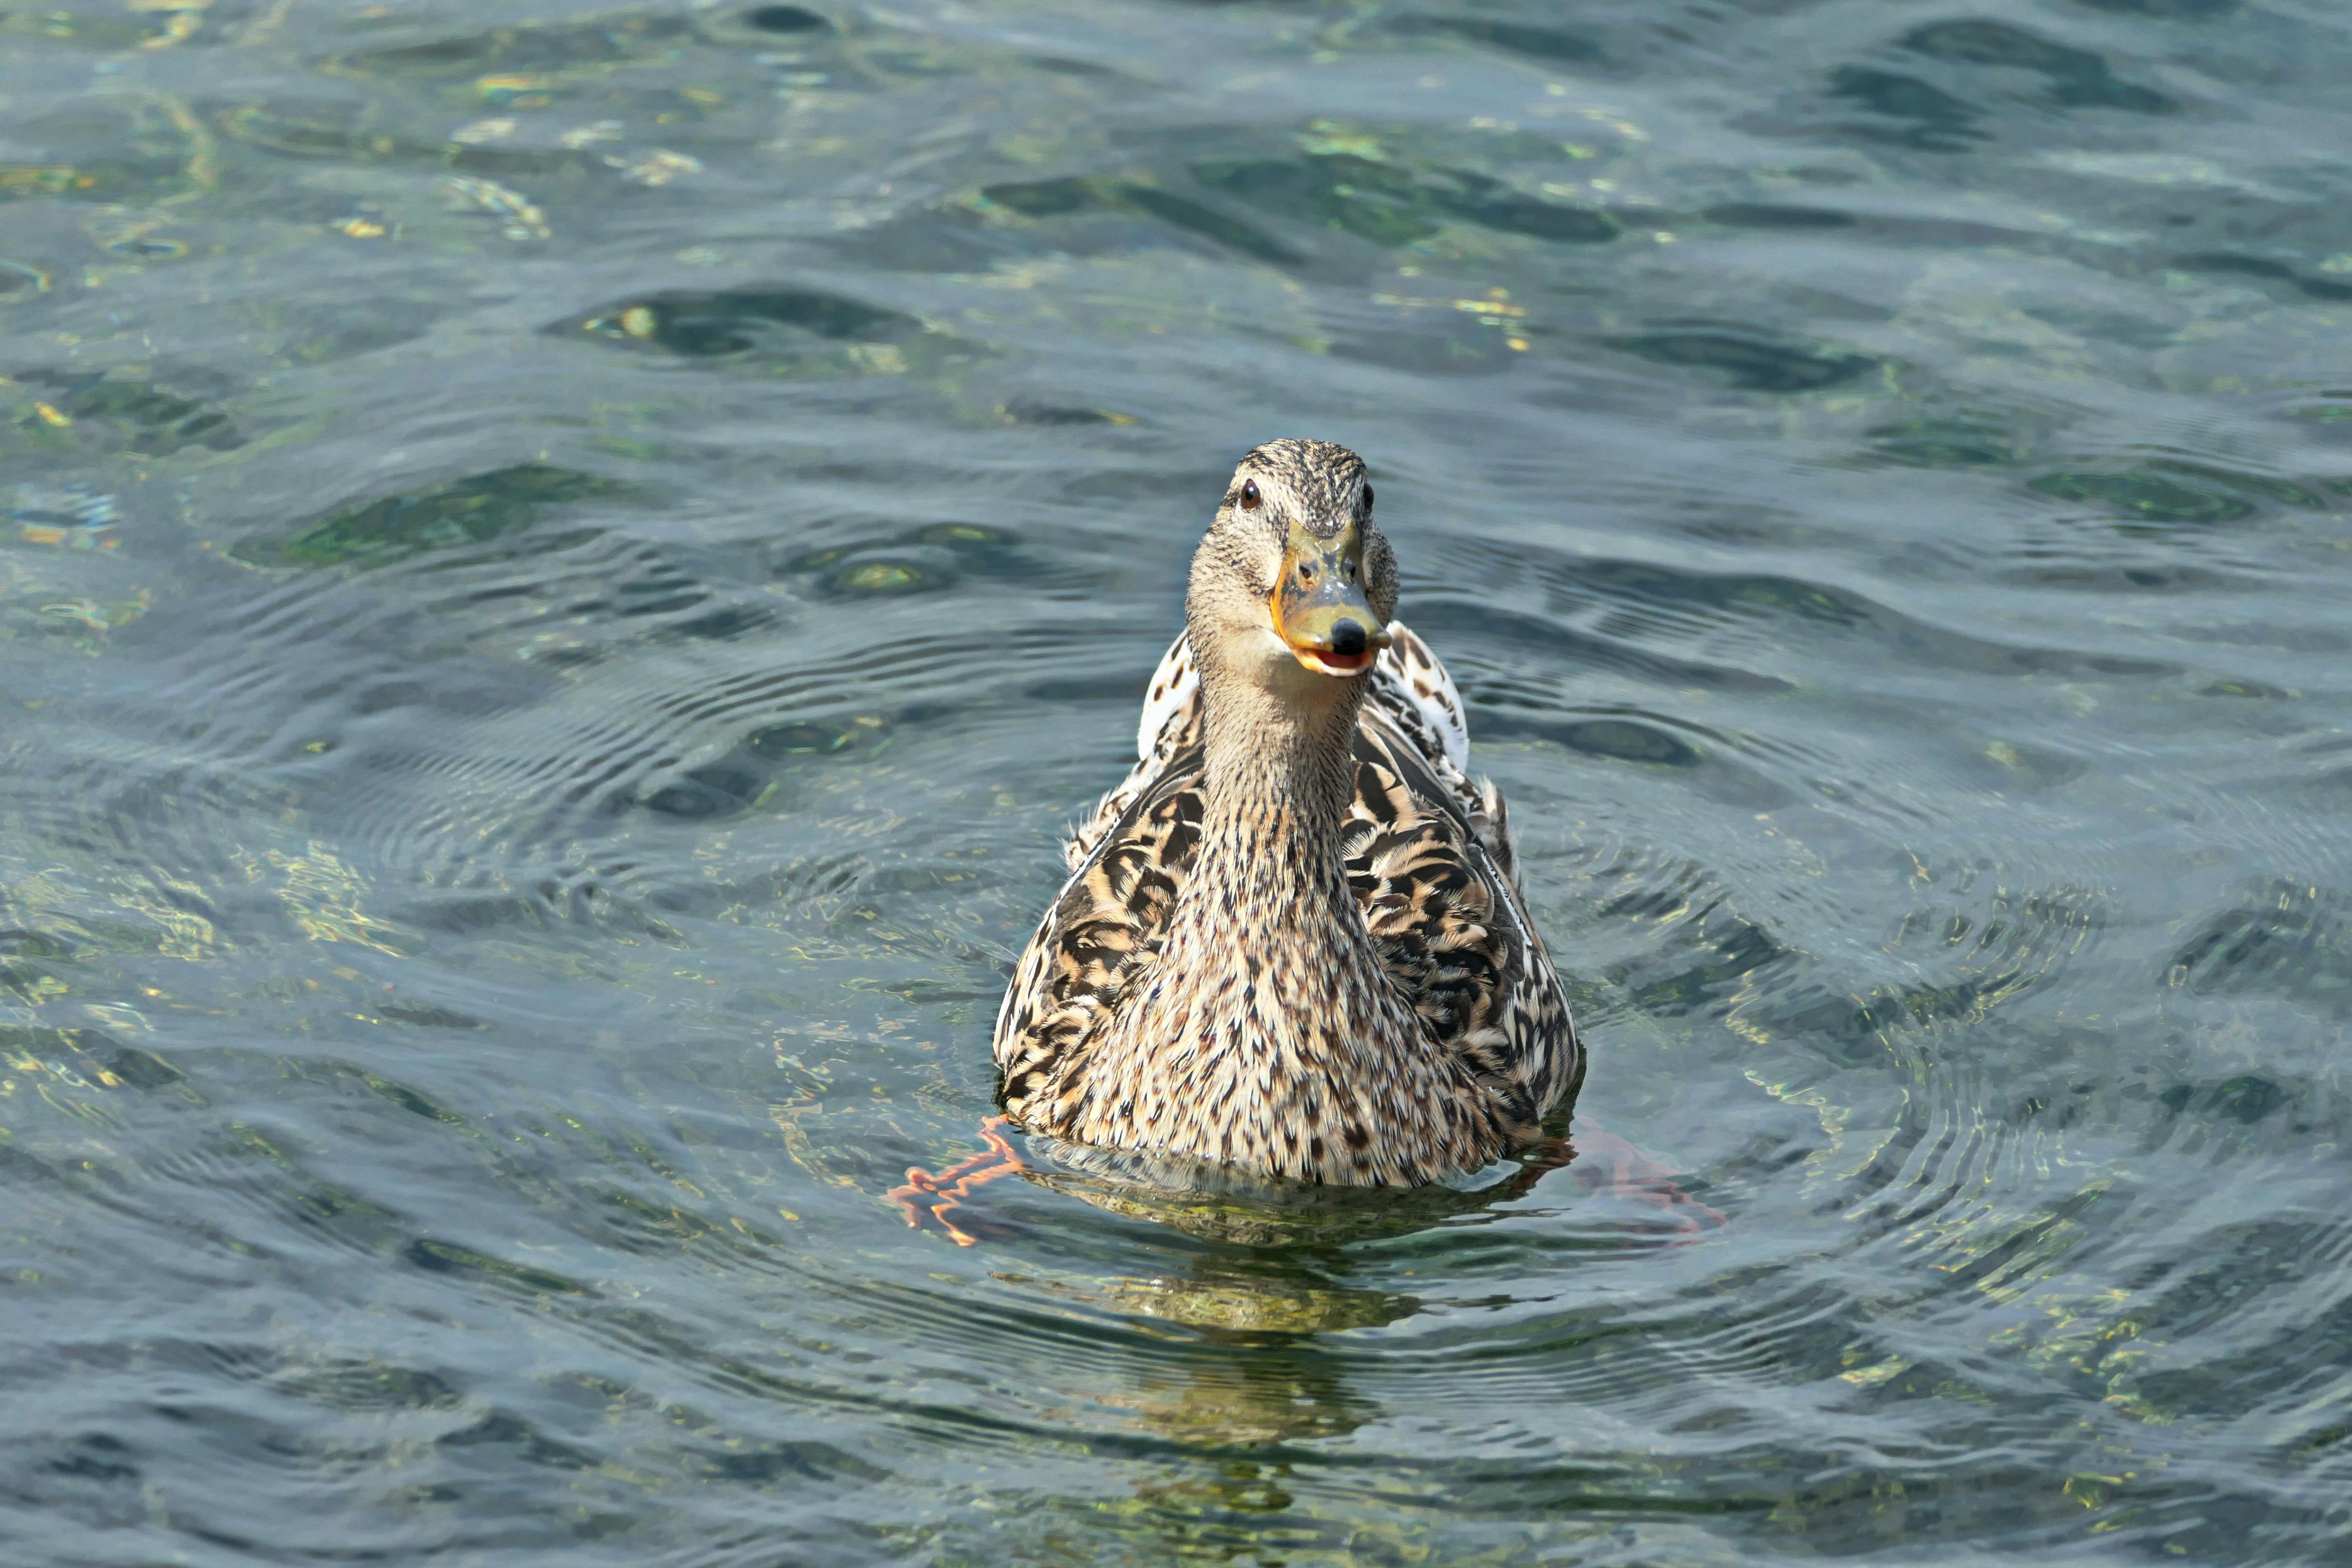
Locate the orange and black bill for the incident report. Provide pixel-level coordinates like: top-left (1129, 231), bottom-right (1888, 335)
top-left (1271, 521), bottom-right (1390, 676)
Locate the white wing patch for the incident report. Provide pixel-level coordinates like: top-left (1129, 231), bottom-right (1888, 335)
top-left (1135, 629), bottom-right (1197, 760)
top-left (1376, 621), bottom-right (1470, 771)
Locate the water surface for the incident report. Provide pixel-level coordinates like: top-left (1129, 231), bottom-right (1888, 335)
top-left (4, 0), bottom-right (2351, 1562)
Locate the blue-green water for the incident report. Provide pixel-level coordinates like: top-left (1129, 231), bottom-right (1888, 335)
top-left (5, 1), bottom-right (2350, 1562)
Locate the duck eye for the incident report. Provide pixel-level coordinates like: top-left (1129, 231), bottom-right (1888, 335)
top-left (1362, 484), bottom-right (1374, 510)
top-left (1239, 479), bottom-right (1261, 510)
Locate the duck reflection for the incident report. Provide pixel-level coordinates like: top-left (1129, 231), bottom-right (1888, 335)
top-left (992, 1249), bottom-right (1396, 1557)
top-left (1023, 1249), bottom-right (1405, 1446)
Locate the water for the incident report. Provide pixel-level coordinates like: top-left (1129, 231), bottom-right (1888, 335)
top-left (4, 0), bottom-right (2349, 1561)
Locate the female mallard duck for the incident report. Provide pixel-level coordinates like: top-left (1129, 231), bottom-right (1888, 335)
top-left (990, 439), bottom-right (1581, 1186)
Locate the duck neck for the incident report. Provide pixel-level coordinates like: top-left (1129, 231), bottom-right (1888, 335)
top-left (1185, 669), bottom-right (1366, 946)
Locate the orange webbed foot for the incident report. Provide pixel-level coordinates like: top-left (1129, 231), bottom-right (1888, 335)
top-left (887, 1115), bottom-right (1027, 1246)
top-left (1562, 1127), bottom-right (1728, 1231)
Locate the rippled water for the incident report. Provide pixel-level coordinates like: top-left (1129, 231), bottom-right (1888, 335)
top-left (5, 0), bottom-right (2351, 1561)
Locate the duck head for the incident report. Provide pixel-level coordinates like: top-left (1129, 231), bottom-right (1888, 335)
top-left (1186, 439), bottom-right (1398, 700)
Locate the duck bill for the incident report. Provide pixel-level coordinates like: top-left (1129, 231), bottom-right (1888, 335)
top-left (1272, 525), bottom-right (1390, 677)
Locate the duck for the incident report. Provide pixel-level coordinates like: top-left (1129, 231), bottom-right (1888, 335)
top-left (989, 439), bottom-right (1582, 1187)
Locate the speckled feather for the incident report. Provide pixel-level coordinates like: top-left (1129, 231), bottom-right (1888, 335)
top-left (993, 622), bottom-right (1579, 1185)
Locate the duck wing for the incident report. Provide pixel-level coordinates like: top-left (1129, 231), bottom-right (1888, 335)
top-left (992, 732), bottom-right (1205, 1127)
top-left (1344, 705), bottom-right (1579, 1139)
top-left (994, 632), bottom-right (1209, 1120)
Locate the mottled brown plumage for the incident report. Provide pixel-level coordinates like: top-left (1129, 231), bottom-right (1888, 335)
top-left (992, 440), bottom-right (1579, 1186)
